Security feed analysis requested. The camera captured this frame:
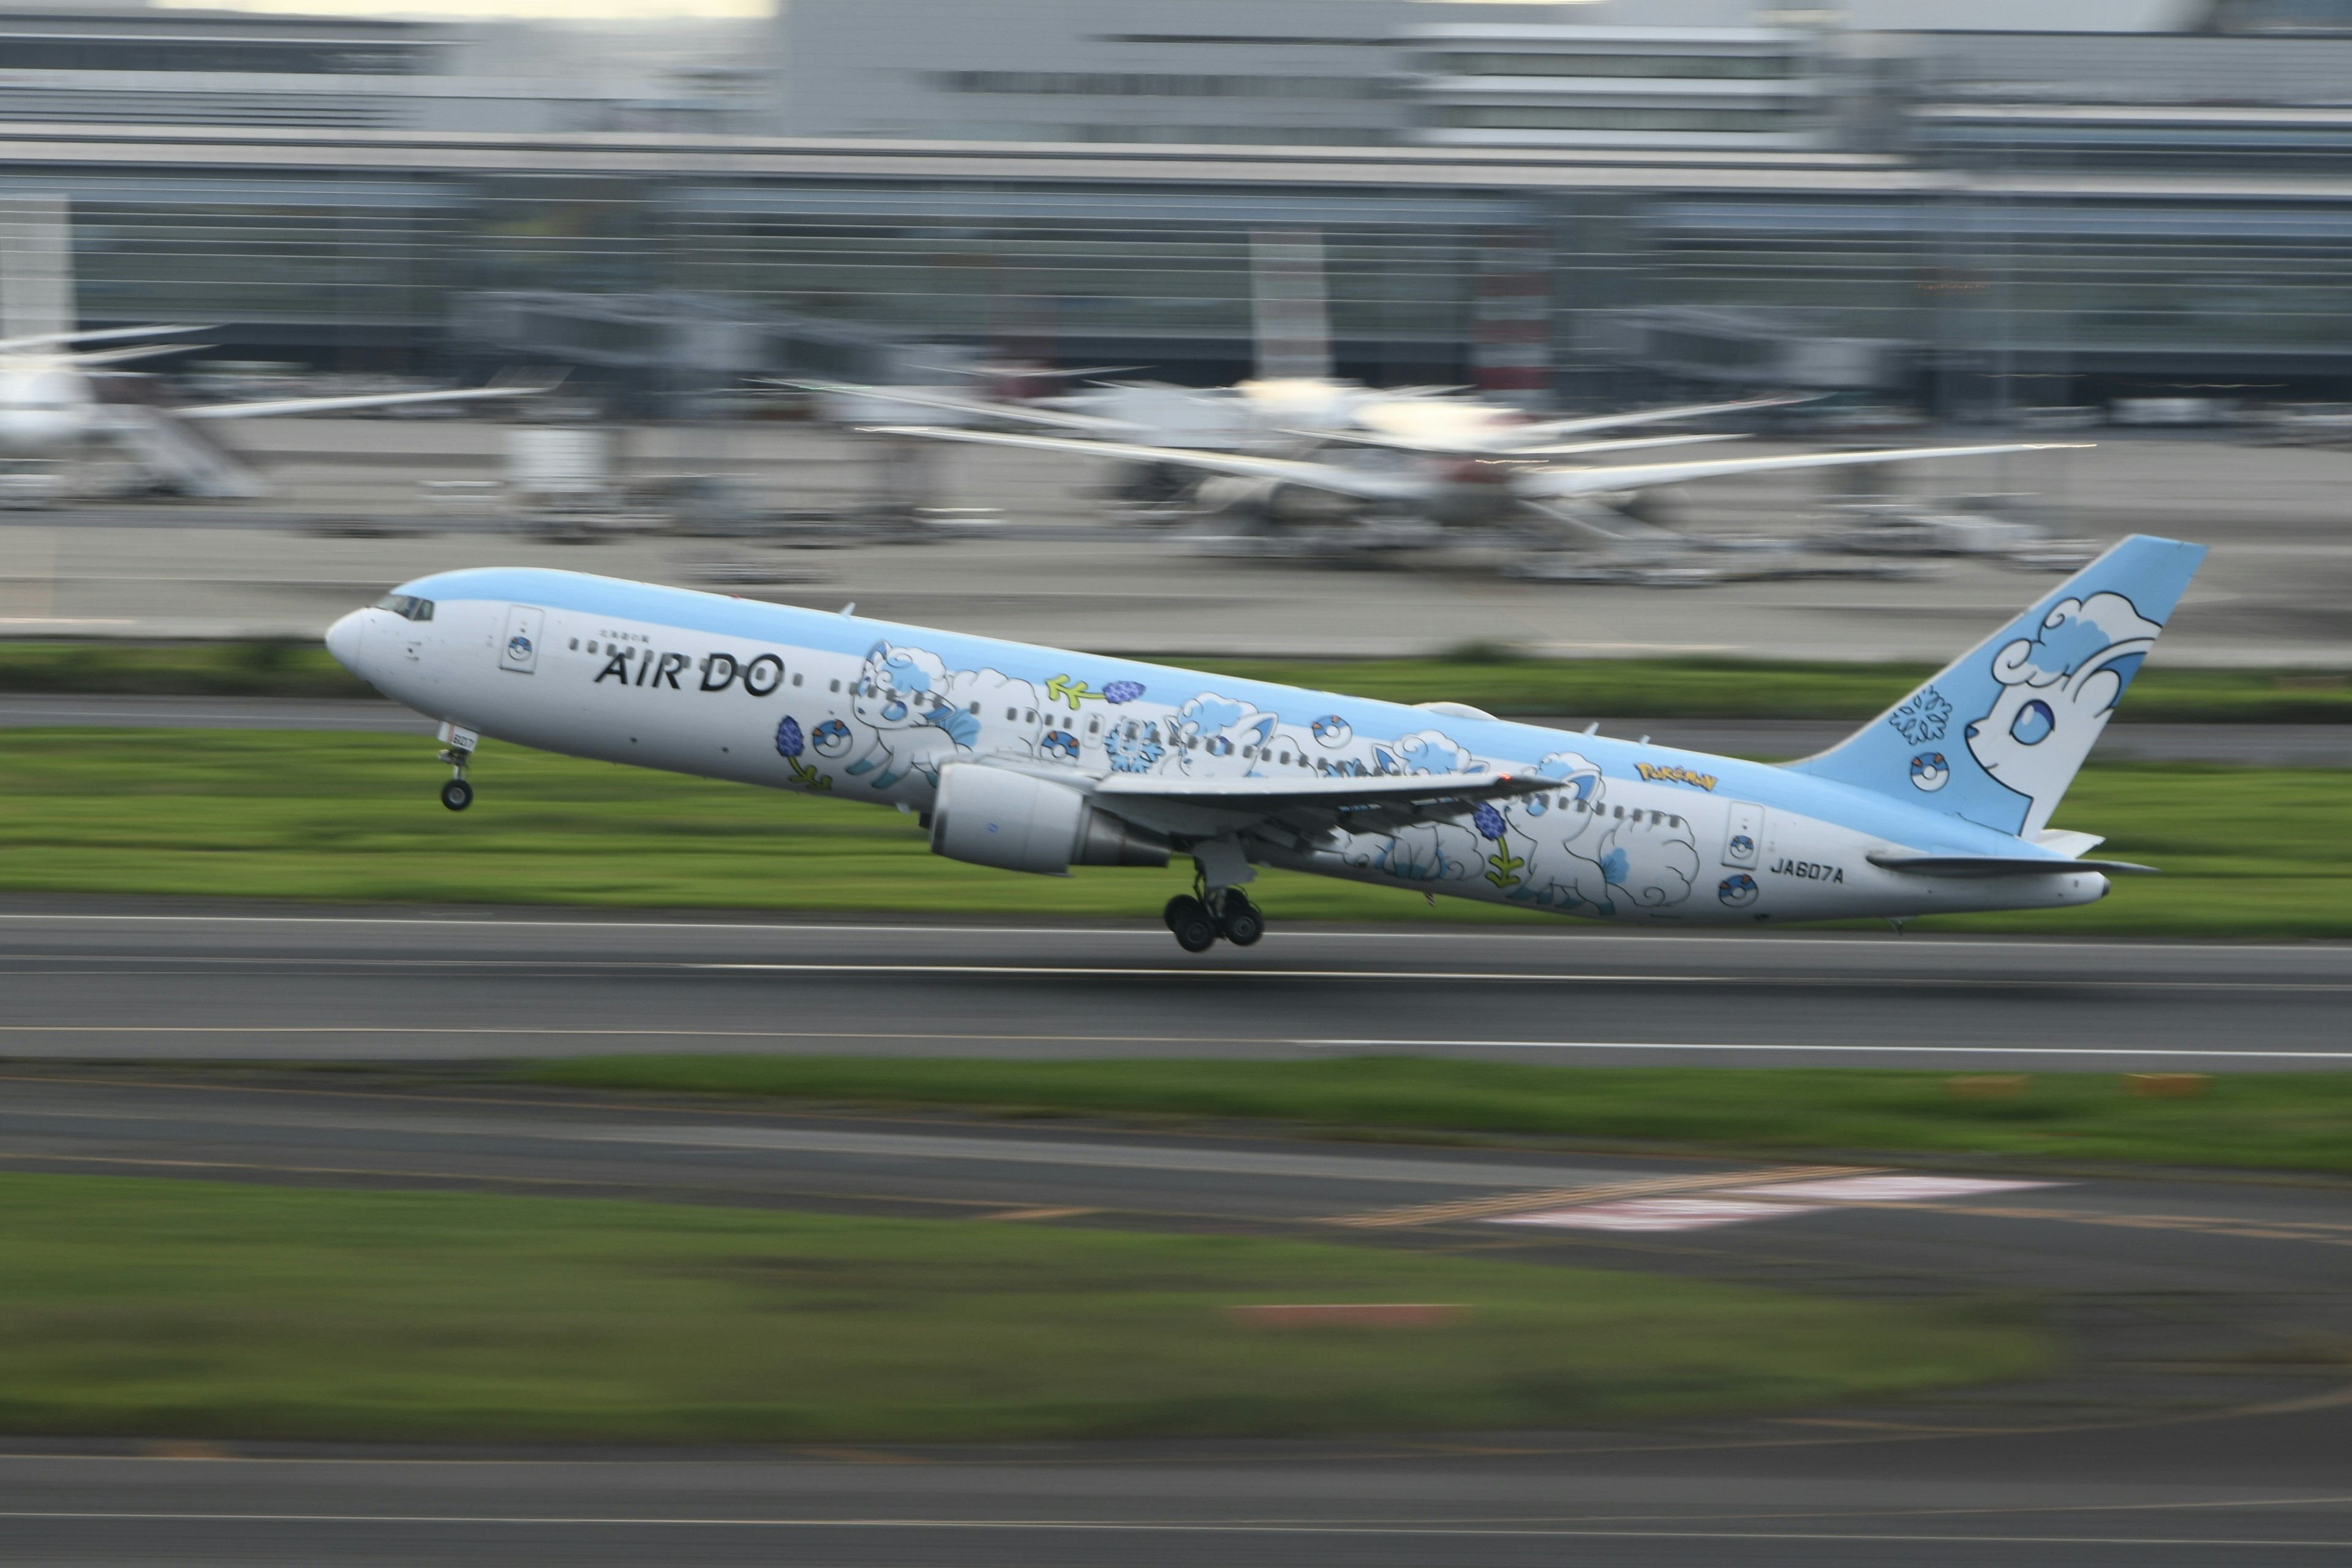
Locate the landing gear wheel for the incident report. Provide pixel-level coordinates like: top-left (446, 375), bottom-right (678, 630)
top-left (439, 777), bottom-right (474, 812)
top-left (1163, 894), bottom-right (1218, 954)
top-left (1215, 891), bottom-right (1264, 947)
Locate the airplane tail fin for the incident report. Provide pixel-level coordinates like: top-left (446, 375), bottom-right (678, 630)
top-left (1787, 534), bottom-right (2206, 838)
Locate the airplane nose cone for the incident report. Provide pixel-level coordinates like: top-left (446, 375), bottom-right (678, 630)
top-left (325, 609), bottom-right (367, 674)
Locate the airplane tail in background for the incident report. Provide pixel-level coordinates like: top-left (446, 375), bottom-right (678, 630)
top-left (1787, 534), bottom-right (2207, 839)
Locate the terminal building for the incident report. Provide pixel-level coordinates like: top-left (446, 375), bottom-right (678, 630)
top-left (1, 0), bottom-right (2349, 412)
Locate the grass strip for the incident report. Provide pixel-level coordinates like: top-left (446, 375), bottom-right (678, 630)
top-left (518, 1058), bottom-right (2352, 1177)
top-left (4, 641), bottom-right (2350, 721)
top-left (1, 728), bottom-right (2346, 935)
top-left (0, 1172), bottom-right (2040, 1442)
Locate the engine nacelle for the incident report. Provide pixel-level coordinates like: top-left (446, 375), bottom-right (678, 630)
top-left (929, 764), bottom-right (1170, 875)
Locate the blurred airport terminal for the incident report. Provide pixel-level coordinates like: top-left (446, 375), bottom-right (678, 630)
top-left (5, 0), bottom-right (2352, 656)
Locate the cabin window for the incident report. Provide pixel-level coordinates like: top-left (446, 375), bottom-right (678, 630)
top-left (793, 673), bottom-right (804, 687)
top-left (568, 638), bottom-right (579, 650)
top-left (829, 679), bottom-right (840, 693)
top-left (1006, 706), bottom-right (1018, 721)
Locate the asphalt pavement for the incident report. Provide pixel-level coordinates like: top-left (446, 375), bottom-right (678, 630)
top-left (1, 902), bottom-right (2346, 1066)
top-left (0, 1061), bottom-right (2347, 1565)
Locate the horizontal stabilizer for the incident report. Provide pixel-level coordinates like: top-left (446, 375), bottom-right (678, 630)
top-left (1867, 851), bottom-right (2156, 876)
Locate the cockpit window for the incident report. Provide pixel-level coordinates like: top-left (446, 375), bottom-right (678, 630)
top-left (374, 594), bottom-right (434, 622)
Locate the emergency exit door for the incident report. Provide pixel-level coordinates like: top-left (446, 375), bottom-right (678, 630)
top-left (500, 605), bottom-right (544, 674)
top-left (1722, 802), bottom-right (1763, 869)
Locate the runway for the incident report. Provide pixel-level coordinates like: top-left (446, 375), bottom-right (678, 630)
top-left (0, 1061), bottom-right (2348, 1565)
top-left (2, 902), bottom-right (2348, 1065)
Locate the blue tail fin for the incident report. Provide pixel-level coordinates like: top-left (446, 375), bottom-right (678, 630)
top-left (1789, 534), bottom-right (2206, 837)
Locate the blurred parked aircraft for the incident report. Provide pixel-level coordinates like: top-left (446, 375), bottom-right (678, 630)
top-left (868, 417), bottom-right (2079, 575)
top-left (0, 324), bottom-right (545, 500)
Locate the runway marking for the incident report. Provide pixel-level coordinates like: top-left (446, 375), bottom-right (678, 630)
top-left (1329, 1166), bottom-right (1875, 1228)
top-left (4, 1025), bottom-right (2352, 1062)
top-left (1497, 1196), bottom-right (1820, 1232)
top-left (0, 1509), bottom-right (2342, 1545)
top-left (1495, 1177), bottom-right (2060, 1234)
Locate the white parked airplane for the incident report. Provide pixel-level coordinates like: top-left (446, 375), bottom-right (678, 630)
top-left (0, 324), bottom-right (546, 497)
top-left (327, 533), bottom-right (2203, 951)
top-left (869, 420), bottom-right (2079, 548)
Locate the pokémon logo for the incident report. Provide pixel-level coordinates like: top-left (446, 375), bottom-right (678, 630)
top-left (1635, 763), bottom-right (1717, 791)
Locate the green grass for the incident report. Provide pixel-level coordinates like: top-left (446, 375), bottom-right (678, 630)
top-left (0, 641), bottom-right (368, 698)
top-left (518, 1057), bottom-right (2352, 1177)
top-left (0, 1173), bottom-right (2043, 1442)
top-left (6, 640), bottom-right (2351, 720)
top-left (1, 728), bottom-right (2347, 934)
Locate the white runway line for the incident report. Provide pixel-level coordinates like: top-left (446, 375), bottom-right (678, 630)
top-left (0, 910), bottom-right (2344, 959)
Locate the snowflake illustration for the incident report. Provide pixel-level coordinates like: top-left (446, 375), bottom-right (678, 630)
top-left (1888, 684), bottom-right (1953, 745)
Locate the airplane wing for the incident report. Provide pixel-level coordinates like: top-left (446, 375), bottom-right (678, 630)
top-left (1340, 394), bottom-right (1804, 456)
top-left (861, 424), bottom-right (1436, 503)
top-left (0, 323), bottom-right (209, 355)
top-left (1507, 394), bottom-right (1810, 444)
top-left (1524, 443), bottom-right (2089, 499)
top-left (1286, 429), bottom-right (1733, 460)
top-left (783, 379), bottom-right (1140, 435)
top-left (176, 382), bottom-right (549, 421)
top-left (70, 341), bottom-right (214, 368)
top-left (1091, 769), bottom-right (1558, 841)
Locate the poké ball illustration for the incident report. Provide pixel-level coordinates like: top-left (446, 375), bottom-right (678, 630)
top-left (1310, 714), bottom-right (1352, 748)
top-left (506, 633), bottom-right (532, 660)
top-left (1041, 730), bottom-right (1081, 761)
top-left (1717, 873), bottom-right (1760, 908)
top-left (1909, 750), bottom-right (1951, 793)
top-left (1727, 833), bottom-right (1756, 860)
top-left (810, 717), bottom-right (855, 758)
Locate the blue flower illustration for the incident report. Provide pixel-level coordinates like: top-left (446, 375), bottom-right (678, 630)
top-left (1472, 802), bottom-right (1506, 840)
top-left (1103, 680), bottom-right (1145, 704)
top-left (774, 715), bottom-right (804, 758)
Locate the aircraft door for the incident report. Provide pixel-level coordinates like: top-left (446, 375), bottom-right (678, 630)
top-left (499, 605), bottom-right (545, 674)
top-left (1722, 802), bottom-right (1763, 869)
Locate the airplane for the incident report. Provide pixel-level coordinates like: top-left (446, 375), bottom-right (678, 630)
top-left (865, 420), bottom-right (2082, 565)
top-left (325, 533), bottom-right (2203, 951)
top-left (0, 324), bottom-right (548, 499)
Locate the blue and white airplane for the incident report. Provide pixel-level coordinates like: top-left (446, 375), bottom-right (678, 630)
top-left (325, 534), bottom-right (2203, 951)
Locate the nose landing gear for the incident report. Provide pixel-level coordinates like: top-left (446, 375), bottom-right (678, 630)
top-left (436, 722), bottom-right (478, 811)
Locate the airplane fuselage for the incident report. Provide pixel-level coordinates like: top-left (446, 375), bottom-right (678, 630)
top-left (328, 567), bottom-right (2108, 927)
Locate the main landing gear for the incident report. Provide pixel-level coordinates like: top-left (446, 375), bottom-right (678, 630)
top-left (1163, 887), bottom-right (1265, 953)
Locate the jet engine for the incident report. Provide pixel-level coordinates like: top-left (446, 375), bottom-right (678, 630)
top-left (929, 764), bottom-right (1170, 875)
